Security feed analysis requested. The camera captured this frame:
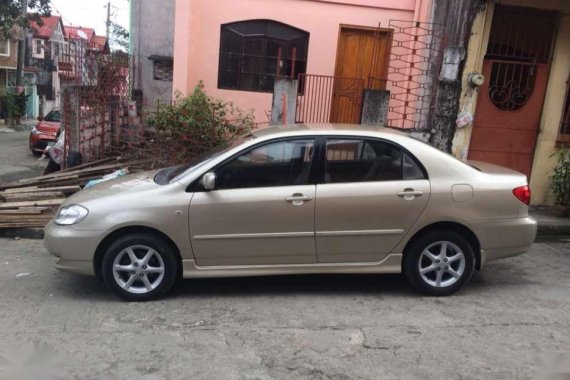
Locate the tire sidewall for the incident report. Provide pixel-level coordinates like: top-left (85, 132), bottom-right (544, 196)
top-left (101, 233), bottom-right (178, 301)
top-left (404, 230), bottom-right (475, 296)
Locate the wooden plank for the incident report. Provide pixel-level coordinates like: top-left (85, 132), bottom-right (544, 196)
top-left (0, 207), bottom-right (50, 214)
top-left (3, 185), bottom-right (80, 194)
top-left (0, 222), bottom-right (49, 228)
top-left (60, 157), bottom-right (119, 172)
top-left (2, 192), bottom-right (66, 202)
top-left (0, 198), bottom-right (65, 210)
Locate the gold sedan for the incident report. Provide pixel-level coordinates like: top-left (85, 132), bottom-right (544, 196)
top-left (44, 125), bottom-right (537, 301)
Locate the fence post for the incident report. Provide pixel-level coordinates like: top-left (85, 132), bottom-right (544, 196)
top-left (361, 89), bottom-right (390, 125)
top-left (271, 79), bottom-right (298, 125)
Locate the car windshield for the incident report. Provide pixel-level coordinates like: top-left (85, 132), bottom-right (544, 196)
top-left (44, 111), bottom-right (61, 122)
top-left (165, 132), bottom-right (255, 183)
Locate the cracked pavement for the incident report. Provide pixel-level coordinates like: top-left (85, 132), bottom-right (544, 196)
top-left (0, 238), bottom-right (569, 379)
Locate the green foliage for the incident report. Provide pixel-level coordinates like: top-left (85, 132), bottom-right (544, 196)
top-left (6, 90), bottom-right (28, 120)
top-left (0, 0), bottom-right (52, 39)
top-left (110, 21), bottom-right (129, 51)
top-left (549, 147), bottom-right (570, 206)
top-left (146, 82), bottom-right (255, 164)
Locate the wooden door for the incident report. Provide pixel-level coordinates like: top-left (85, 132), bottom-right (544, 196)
top-left (331, 26), bottom-right (391, 123)
top-left (468, 61), bottom-right (549, 177)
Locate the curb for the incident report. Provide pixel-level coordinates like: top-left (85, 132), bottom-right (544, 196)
top-left (537, 224), bottom-right (570, 239)
top-left (0, 228), bottom-right (44, 240)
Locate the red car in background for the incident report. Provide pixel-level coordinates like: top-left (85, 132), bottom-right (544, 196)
top-left (29, 110), bottom-right (61, 156)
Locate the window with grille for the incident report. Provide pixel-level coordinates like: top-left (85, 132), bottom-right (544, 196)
top-left (153, 60), bottom-right (173, 82)
top-left (218, 20), bottom-right (309, 93)
top-left (558, 74), bottom-right (570, 144)
top-left (0, 39), bottom-right (9, 56)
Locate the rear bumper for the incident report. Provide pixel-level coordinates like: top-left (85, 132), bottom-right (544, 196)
top-left (471, 216), bottom-right (537, 263)
top-left (43, 221), bottom-right (103, 276)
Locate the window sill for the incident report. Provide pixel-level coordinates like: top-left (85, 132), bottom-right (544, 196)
top-left (556, 134), bottom-right (570, 146)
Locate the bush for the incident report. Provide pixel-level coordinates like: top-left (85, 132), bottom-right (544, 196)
top-left (549, 146), bottom-right (570, 206)
top-left (0, 90), bottom-right (29, 119)
top-left (146, 82), bottom-right (255, 164)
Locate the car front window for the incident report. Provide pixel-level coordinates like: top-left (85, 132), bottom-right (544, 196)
top-left (44, 111), bottom-right (61, 122)
top-left (165, 133), bottom-right (255, 183)
top-left (214, 138), bottom-right (315, 189)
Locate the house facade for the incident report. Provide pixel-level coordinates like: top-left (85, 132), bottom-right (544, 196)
top-left (169, 0), bottom-right (569, 205)
top-left (172, 0), bottom-right (432, 125)
top-left (130, 0), bottom-right (176, 103)
top-left (0, 38), bottom-right (18, 88)
top-left (27, 15), bottom-right (67, 113)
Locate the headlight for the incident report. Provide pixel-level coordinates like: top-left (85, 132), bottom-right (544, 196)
top-left (31, 127), bottom-right (40, 135)
top-left (54, 205), bottom-right (89, 225)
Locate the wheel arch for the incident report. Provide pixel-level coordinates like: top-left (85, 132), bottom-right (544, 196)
top-left (93, 225), bottom-right (183, 281)
top-left (402, 221), bottom-right (482, 270)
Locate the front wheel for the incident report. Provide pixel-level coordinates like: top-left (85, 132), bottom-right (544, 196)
top-left (403, 230), bottom-right (475, 296)
top-left (101, 233), bottom-right (179, 301)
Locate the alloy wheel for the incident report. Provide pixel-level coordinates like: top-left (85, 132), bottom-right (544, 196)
top-left (112, 245), bottom-right (165, 294)
top-left (418, 241), bottom-right (466, 288)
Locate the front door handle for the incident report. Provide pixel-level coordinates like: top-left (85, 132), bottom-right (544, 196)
top-left (285, 193), bottom-right (313, 206)
top-left (397, 188), bottom-right (424, 200)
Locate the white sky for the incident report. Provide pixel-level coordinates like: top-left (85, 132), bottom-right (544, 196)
top-left (48, 0), bottom-right (130, 37)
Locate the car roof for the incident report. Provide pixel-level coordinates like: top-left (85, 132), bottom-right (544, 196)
top-left (251, 123), bottom-right (409, 140)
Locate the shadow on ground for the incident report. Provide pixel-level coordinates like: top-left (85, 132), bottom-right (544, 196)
top-left (54, 271), bottom-right (501, 302)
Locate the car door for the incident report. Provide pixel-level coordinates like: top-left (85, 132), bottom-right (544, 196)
top-left (189, 138), bottom-right (317, 266)
top-left (315, 137), bottom-right (430, 263)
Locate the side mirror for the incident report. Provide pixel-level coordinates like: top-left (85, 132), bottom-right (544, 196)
top-left (37, 116), bottom-right (44, 121)
top-left (201, 172), bottom-right (216, 190)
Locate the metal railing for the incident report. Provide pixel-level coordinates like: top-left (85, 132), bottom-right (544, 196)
top-left (295, 74), bottom-right (364, 124)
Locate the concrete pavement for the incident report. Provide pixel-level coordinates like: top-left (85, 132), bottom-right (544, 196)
top-left (0, 129), bottom-right (46, 184)
top-left (0, 238), bottom-right (569, 379)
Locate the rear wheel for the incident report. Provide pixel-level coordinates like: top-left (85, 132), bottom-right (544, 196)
top-left (403, 230), bottom-right (475, 296)
top-left (101, 233), bottom-right (179, 301)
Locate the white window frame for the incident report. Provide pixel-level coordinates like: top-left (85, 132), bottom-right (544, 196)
top-left (0, 39), bottom-right (10, 57)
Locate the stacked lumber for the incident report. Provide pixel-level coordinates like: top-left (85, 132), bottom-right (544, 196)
top-left (0, 157), bottom-right (154, 229)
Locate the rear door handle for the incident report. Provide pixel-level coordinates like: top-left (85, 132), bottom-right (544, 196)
top-left (397, 189), bottom-right (424, 199)
top-left (285, 193), bottom-right (313, 206)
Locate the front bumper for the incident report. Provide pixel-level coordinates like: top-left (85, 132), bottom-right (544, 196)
top-left (43, 221), bottom-right (104, 276)
top-left (471, 216), bottom-right (537, 263)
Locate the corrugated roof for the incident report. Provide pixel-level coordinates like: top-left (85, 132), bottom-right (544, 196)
top-left (64, 25), bottom-right (95, 41)
top-left (90, 35), bottom-right (108, 52)
top-left (29, 15), bottom-right (62, 39)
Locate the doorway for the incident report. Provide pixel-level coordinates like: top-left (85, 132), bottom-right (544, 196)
top-left (331, 25), bottom-right (391, 123)
top-left (468, 5), bottom-right (557, 177)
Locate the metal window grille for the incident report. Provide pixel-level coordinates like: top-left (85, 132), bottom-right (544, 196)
top-left (558, 73), bottom-right (570, 144)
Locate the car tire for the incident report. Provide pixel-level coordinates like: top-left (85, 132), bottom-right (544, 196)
top-left (101, 233), bottom-right (179, 301)
top-left (403, 229), bottom-right (475, 296)
top-left (31, 149), bottom-right (43, 157)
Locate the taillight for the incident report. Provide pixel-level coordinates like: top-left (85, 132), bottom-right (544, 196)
top-left (513, 185), bottom-right (531, 206)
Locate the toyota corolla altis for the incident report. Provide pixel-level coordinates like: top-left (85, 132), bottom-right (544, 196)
top-left (44, 125), bottom-right (537, 301)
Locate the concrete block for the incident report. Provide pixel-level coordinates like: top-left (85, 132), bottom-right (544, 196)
top-left (271, 79), bottom-right (298, 125)
top-left (361, 90), bottom-right (390, 125)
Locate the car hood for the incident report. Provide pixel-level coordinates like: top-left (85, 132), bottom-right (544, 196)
top-left (65, 170), bottom-right (161, 205)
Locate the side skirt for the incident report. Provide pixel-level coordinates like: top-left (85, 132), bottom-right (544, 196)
top-left (181, 254), bottom-right (403, 278)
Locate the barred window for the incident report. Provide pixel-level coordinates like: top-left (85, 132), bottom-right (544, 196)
top-left (558, 73), bottom-right (570, 144)
top-left (0, 39), bottom-right (9, 56)
top-left (218, 20), bottom-right (309, 93)
top-left (153, 60), bottom-right (173, 82)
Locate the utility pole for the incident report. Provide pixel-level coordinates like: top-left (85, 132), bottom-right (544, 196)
top-left (105, 1), bottom-right (111, 39)
top-left (15, 0), bottom-right (28, 94)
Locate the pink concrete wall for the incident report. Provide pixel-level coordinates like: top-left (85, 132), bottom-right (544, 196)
top-left (173, 0), bottom-right (431, 124)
